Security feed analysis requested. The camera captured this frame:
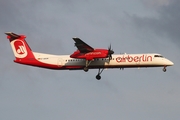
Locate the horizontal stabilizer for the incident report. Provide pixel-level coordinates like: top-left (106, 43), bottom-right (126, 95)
top-left (5, 32), bottom-right (20, 38)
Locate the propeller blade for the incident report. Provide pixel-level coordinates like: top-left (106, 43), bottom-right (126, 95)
top-left (107, 44), bottom-right (114, 61)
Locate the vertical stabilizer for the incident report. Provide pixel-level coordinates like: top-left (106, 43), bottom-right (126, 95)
top-left (5, 32), bottom-right (35, 63)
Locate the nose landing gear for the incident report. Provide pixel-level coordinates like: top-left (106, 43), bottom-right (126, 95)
top-left (163, 66), bottom-right (167, 72)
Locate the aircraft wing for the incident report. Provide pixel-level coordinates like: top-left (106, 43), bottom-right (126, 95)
top-left (73, 38), bottom-right (94, 53)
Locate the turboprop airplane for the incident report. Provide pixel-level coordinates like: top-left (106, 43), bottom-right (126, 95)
top-left (5, 32), bottom-right (174, 80)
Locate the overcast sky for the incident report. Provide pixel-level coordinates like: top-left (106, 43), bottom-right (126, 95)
top-left (0, 0), bottom-right (180, 120)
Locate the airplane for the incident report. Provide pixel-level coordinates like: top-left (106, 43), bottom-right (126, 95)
top-left (5, 32), bottom-right (174, 80)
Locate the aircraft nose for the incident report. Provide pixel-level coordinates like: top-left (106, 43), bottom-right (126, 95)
top-left (167, 60), bottom-right (174, 66)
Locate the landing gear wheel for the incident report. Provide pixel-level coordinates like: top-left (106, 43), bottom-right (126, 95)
top-left (163, 67), bottom-right (166, 72)
top-left (84, 67), bottom-right (89, 72)
top-left (96, 75), bottom-right (101, 80)
top-left (95, 68), bottom-right (104, 80)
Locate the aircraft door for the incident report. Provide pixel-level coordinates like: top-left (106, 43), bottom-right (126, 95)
top-left (57, 58), bottom-right (64, 66)
top-left (136, 57), bottom-right (140, 65)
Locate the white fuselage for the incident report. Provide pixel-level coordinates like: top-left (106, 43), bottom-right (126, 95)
top-left (5, 32), bottom-right (174, 80)
top-left (32, 52), bottom-right (173, 69)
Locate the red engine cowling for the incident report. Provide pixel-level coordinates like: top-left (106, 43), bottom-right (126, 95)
top-left (70, 49), bottom-right (109, 60)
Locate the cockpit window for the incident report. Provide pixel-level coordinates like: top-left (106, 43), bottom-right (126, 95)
top-left (154, 55), bottom-right (164, 58)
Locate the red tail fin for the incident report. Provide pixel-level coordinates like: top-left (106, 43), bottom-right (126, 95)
top-left (5, 32), bottom-right (35, 63)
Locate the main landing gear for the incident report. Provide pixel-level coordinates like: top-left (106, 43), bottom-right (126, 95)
top-left (83, 60), bottom-right (93, 72)
top-left (96, 68), bottom-right (104, 80)
top-left (83, 60), bottom-right (104, 80)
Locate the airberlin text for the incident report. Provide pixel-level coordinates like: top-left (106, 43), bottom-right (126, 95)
top-left (85, 52), bottom-right (101, 56)
top-left (116, 55), bottom-right (152, 63)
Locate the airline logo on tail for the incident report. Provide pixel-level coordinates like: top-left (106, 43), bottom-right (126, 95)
top-left (11, 40), bottom-right (27, 58)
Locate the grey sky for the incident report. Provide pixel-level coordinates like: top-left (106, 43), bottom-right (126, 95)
top-left (0, 0), bottom-right (180, 120)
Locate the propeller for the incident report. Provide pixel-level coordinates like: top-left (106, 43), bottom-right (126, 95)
top-left (108, 44), bottom-right (114, 61)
